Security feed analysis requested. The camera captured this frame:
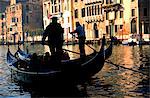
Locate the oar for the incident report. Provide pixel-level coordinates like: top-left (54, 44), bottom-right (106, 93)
top-left (105, 60), bottom-right (147, 75)
top-left (40, 41), bottom-right (80, 55)
top-left (85, 44), bottom-right (97, 53)
top-left (62, 48), bottom-right (80, 55)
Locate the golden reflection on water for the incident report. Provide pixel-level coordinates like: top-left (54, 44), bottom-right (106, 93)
top-left (121, 47), bottom-right (134, 68)
top-left (88, 45), bottom-right (149, 98)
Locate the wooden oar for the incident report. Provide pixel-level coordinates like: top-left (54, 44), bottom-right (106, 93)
top-left (105, 60), bottom-right (147, 75)
top-left (62, 48), bottom-right (80, 55)
top-left (85, 44), bottom-right (97, 53)
top-left (41, 42), bottom-right (80, 55)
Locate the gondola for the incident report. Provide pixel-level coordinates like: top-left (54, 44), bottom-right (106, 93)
top-left (6, 38), bottom-right (113, 85)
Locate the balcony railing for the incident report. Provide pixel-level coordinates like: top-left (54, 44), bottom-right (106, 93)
top-left (103, 3), bottom-right (124, 12)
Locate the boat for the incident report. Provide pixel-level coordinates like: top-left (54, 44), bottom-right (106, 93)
top-left (6, 38), bottom-right (113, 85)
top-left (15, 46), bottom-right (31, 61)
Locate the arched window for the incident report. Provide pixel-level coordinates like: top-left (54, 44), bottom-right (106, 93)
top-left (93, 23), bottom-right (99, 38)
top-left (131, 19), bottom-right (137, 33)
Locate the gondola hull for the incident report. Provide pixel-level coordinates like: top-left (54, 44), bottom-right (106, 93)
top-left (9, 65), bottom-right (61, 84)
top-left (6, 39), bottom-right (113, 85)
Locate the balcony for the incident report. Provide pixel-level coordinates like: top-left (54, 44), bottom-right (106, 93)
top-left (85, 15), bottom-right (104, 23)
top-left (85, 1), bottom-right (102, 5)
top-left (103, 3), bottom-right (124, 12)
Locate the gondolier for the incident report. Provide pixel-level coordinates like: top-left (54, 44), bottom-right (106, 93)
top-left (70, 22), bottom-right (86, 58)
top-left (42, 16), bottom-right (64, 63)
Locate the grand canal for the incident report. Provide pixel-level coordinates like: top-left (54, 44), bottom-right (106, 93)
top-left (0, 43), bottom-right (149, 97)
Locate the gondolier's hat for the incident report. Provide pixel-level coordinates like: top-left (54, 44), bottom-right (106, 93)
top-left (76, 22), bottom-right (81, 27)
top-left (51, 16), bottom-right (58, 20)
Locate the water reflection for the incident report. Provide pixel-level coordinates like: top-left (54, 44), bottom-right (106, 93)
top-left (0, 44), bottom-right (149, 97)
top-left (87, 45), bottom-right (150, 98)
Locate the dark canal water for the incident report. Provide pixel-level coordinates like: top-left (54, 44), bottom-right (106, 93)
top-left (0, 44), bottom-right (149, 98)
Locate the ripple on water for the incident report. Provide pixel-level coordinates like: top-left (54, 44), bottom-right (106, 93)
top-left (0, 45), bottom-right (150, 97)
top-left (0, 58), bottom-right (30, 97)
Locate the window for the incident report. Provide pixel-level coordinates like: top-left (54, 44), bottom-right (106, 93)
top-left (131, 19), bottom-right (136, 33)
top-left (81, 8), bottom-right (85, 17)
top-left (55, 6), bottom-right (57, 13)
top-left (101, 6), bottom-right (103, 14)
top-left (115, 25), bottom-right (118, 32)
top-left (132, 9), bottom-right (135, 16)
top-left (120, 25), bottom-right (123, 29)
top-left (106, 0), bottom-right (109, 4)
top-left (75, 0), bottom-right (77, 2)
top-left (2, 14), bottom-right (5, 19)
top-left (106, 26), bottom-right (109, 34)
top-left (115, 11), bottom-right (118, 19)
top-left (144, 8), bottom-right (147, 16)
top-left (12, 17), bottom-right (16, 22)
top-left (92, 6), bottom-right (94, 15)
top-left (75, 9), bottom-right (78, 18)
top-left (89, 6), bottom-right (91, 16)
top-left (59, 5), bottom-right (60, 12)
top-left (95, 6), bottom-right (97, 15)
top-left (12, 7), bottom-right (15, 12)
top-left (120, 0), bottom-right (123, 4)
top-left (87, 7), bottom-right (89, 16)
top-left (16, 18), bottom-right (18, 22)
top-left (2, 22), bottom-right (4, 27)
top-left (106, 12), bottom-right (109, 20)
top-left (52, 6), bottom-right (54, 13)
top-left (144, 23), bottom-right (149, 34)
top-left (131, 0), bottom-right (135, 2)
top-left (54, 0), bottom-right (56, 4)
top-left (97, 5), bottom-right (100, 15)
top-left (120, 11), bottom-right (123, 18)
top-left (10, 28), bottom-right (12, 31)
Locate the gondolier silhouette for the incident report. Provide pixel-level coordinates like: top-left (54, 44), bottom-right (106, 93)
top-left (70, 22), bottom-right (86, 58)
top-left (42, 16), bottom-right (64, 63)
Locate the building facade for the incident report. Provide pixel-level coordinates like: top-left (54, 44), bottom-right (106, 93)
top-left (74, 0), bottom-right (104, 40)
top-left (138, 0), bottom-right (150, 41)
top-left (43, 0), bottom-right (150, 41)
top-left (1, 0), bottom-right (149, 43)
top-left (5, 0), bottom-right (43, 44)
top-left (0, 1), bottom-right (9, 44)
top-left (43, 0), bottom-right (104, 41)
top-left (43, 0), bottom-right (73, 41)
